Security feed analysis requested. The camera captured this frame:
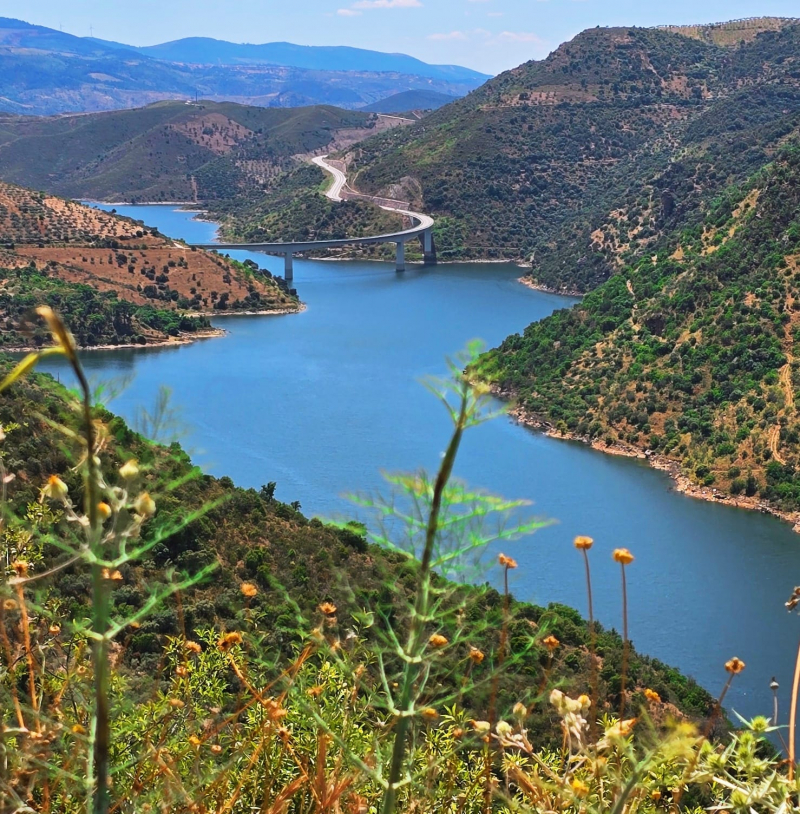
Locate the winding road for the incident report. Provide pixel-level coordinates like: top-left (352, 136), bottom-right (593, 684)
top-left (191, 155), bottom-right (435, 277)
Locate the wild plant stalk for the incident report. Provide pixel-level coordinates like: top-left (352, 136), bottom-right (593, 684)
top-left (0, 306), bottom-right (216, 813)
top-left (574, 537), bottom-right (596, 738)
top-left (380, 380), bottom-right (469, 814)
top-left (613, 548), bottom-right (634, 719)
top-left (789, 640), bottom-right (800, 781)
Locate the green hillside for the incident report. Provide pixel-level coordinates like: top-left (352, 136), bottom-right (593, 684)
top-left (0, 101), bottom-right (380, 202)
top-left (325, 24), bottom-right (800, 292)
top-left (478, 138), bottom-right (800, 515)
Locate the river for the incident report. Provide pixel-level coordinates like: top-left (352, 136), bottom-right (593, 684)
top-left (41, 203), bottom-right (800, 722)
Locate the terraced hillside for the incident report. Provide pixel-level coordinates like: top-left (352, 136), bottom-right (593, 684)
top-left (478, 139), bottom-right (800, 519)
top-left (0, 182), bottom-right (298, 348)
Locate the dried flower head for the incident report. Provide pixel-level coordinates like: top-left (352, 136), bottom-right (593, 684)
top-left (495, 720), bottom-right (513, 738)
top-left (725, 657), bottom-right (746, 675)
top-left (498, 553), bottom-right (518, 569)
top-left (470, 720), bottom-right (491, 733)
top-left (3, 599), bottom-right (16, 611)
top-left (307, 685), bottom-right (325, 698)
top-left (210, 744), bottom-right (222, 754)
top-left (612, 548), bottom-right (634, 565)
top-left (42, 475), bottom-right (69, 502)
top-left (185, 641), bottom-right (202, 654)
top-left (318, 602), bottom-right (337, 615)
top-left (644, 688), bottom-right (661, 703)
top-left (428, 633), bottom-right (449, 648)
top-left (175, 665), bottom-right (188, 677)
top-left (134, 492), bottom-right (156, 518)
top-left (573, 536), bottom-right (594, 550)
top-left (217, 632), bottom-right (243, 652)
top-left (469, 646), bottom-right (485, 664)
top-left (11, 560), bottom-right (28, 576)
top-left (49, 625), bottom-right (61, 636)
top-left (512, 701), bottom-right (527, 718)
top-left (168, 698), bottom-right (185, 709)
top-left (240, 582), bottom-right (258, 598)
top-left (119, 460), bottom-right (139, 479)
top-left (543, 634), bottom-right (560, 652)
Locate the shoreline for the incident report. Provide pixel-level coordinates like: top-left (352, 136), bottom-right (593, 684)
top-left (500, 396), bottom-right (800, 534)
top-left (518, 276), bottom-right (585, 298)
top-left (2, 305), bottom-right (306, 354)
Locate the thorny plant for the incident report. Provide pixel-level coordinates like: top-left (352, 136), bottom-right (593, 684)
top-left (2, 323), bottom-right (800, 813)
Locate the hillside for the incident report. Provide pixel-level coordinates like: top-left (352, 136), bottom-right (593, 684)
top-left (0, 17), bottom-right (484, 116)
top-left (0, 101), bottom-right (412, 203)
top-left (313, 23), bottom-right (800, 291)
top-left (478, 139), bottom-right (800, 520)
top-left (0, 359), bottom-right (715, 732)
top-left (361, 90), bottom-right (458, 114)
top-left (0, 182), bottom-right (298, 348)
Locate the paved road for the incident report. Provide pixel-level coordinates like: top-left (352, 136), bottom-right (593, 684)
top-left (312, 155), bottom-right (347, 202)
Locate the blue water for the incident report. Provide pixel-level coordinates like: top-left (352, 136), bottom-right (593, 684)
top-left (42, 204), bottom-right (800, 723)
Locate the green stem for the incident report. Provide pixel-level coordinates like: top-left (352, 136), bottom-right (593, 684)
top-left (380, 387), bottom-right (469, 814)
top-left (72, 360), bottom-right (109, 814)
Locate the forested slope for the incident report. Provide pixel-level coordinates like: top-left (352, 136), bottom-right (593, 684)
top-left (479, 140), bottom-right (800, 513)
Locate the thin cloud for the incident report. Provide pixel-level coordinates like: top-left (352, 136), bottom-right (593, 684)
top-left (351, 0), bottom-right (422, 8)
top-left (427, 30), bottom-right (469, 40)
top-left (337, 8), bottom-right (362, 15)
top-left (494, 31), bottom-right (545, 44)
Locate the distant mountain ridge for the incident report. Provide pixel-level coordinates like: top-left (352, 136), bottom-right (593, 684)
top-left (361, 90), bottom-right (458, 113)
top-left (0, 17), bottom-right (488, 116)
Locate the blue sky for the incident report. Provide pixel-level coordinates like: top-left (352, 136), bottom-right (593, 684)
top-left (7, 0), bottom-right (800, 74)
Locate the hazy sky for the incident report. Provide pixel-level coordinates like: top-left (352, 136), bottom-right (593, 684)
top-left (6, 0), bottom-right (800, 74)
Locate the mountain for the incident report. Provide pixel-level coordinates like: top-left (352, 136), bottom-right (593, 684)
top-left (0, 17), bottom-right (487, 116)
top-left (315, 21), bottom-right (800, 290)
top-left (0, 180), bottom-right (298, 348)
top-left (97, 36), bottom-right (488, 84)
top-left (361, 90), bottom-right (458, 113)
top-left (0, 100), bottom-right (409, 202)
top-left (478, 137), bottom-right (800, 518)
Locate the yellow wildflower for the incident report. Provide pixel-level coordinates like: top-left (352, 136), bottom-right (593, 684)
top-left (428, 633), bottom-right (448, 648)
top-left (240, 582), bottom-right (258, 598)
top-left (11, 560), bottom-right (28, 576)
top-left (318, 601), bottom-right (337, 615)
top-left (612, 548), bottom-right (634, 565)
top-left (134, 492), bottom-right (156, 517)
top-left (573, 536), bottom-right (594, 550)
top-left (572, 778), bottom-right (590, 797)
top-left (42, 475), bottom-right (69, 502)
top-left (185, 641), bottom-right (202, 654)
top-left (421, 707), bottom-right (439, 721)
top-left (97, 502), bottom-right (112, 521)
top-left (543, 634), bottom-right (560, 652)
top-left (498, 553), bottom-right (518, 569)
top-left (119, 460), bottom-right (139, 479)
top-left (644, 688), bottom-right (661, 703)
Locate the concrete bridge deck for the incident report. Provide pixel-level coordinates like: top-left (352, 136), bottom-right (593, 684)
top-left (191, 156), bottom-right (435, 279)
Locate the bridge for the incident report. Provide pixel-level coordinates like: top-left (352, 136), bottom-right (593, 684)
top-left (191, 156), bottom-right (436, 280)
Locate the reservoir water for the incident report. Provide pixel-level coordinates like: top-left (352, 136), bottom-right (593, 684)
top-left (43, 204), bottom-right (800, 722)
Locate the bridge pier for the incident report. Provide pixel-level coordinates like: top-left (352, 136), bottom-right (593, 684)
top-left (283, 252), bottom-right (294, 281)
top-left (395, 241), bottom-right (405, 272)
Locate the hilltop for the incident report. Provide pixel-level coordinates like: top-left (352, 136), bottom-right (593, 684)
top-left (657, 16), bottom-right (798, 47)
top-left (0, 17), bottom-right (486, 116)
top-left (478, 139), bottom-right (800, 521)
top-left (0, 182), bottom-right (298, 348)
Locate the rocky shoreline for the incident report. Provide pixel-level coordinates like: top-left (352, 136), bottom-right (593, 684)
top-left (502, 398), bottom-right (800, 534)
top-left (518, 276), bottom-right (585, 298)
